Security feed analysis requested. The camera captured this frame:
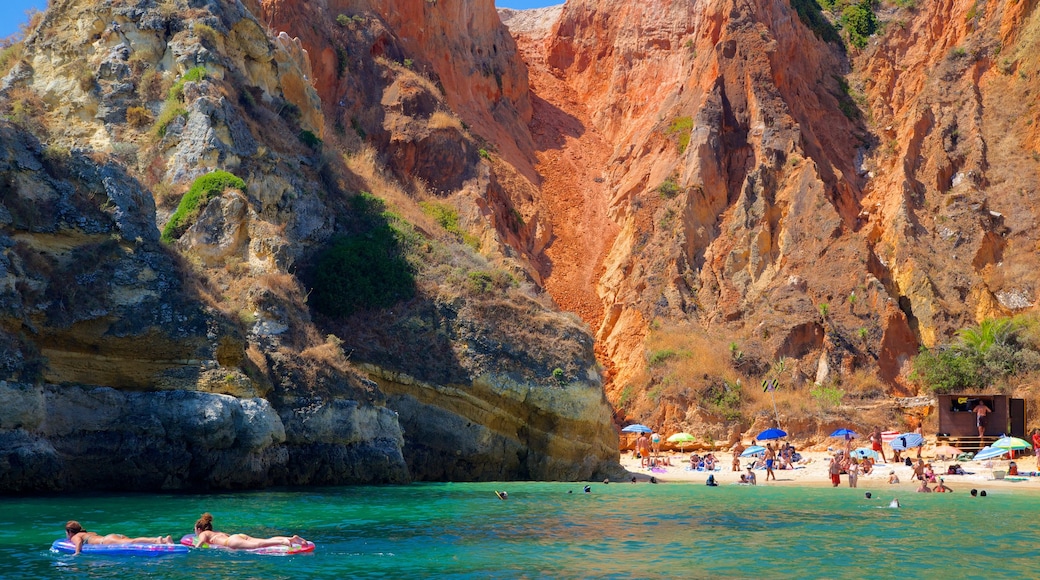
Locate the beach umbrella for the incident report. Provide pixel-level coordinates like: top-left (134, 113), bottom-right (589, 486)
top-left (932, 444), bottom-right (962, 458)
top-left (830, 428), bottom-right (857, 438)
top-left (740, 445), bottom-right (766, 457)
top-left (889, 433), bottom-right (923, 451)
top-left (667, 432), bottom-right (696, 453)
top-left (991, 436), bottom-right (1030, 451)
top-left (621, 424), bottom-right (652, 434)
top-left (756, 428), bottom-right (787, 441)
top-left (991, 436), bottom-right (1031, 459)
top-left (973, 446), bottom-right (1009, 461)
top-left (850, 448), bottom-right (879, 459)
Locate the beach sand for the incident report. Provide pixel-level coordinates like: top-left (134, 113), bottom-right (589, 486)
top-left (618, 448), bottom-right (1040, 492)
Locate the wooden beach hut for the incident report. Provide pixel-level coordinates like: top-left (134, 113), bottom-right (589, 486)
top-left (936, 394), bottom-right (1026, 451)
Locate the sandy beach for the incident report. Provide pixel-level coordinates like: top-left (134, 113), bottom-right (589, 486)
top-left (619, 448), bottom-right (1040, 492)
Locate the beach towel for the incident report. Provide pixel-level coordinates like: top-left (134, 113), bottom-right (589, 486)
top-left (880, 430), bottom-right (900, 443)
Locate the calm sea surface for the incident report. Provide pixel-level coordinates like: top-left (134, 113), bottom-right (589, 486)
top-left (2, 482), bottom-right (1035, 578)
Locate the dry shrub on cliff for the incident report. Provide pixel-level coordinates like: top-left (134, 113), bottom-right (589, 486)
top-left (342, 145), bottom-right (432, 229)
top-left (428, 110), bottom-right (463, 132)
top-left (375, 56), bottom-right (442, 97)
top-left (300, 334), bottom-right (351, 372)
top-left (840, 369), bottom-right (887, 400)
top-left (627, 323), bottom-right (749, 419)
top-left (137, 69), bottom-right (170, 102)
top-left (3, 87), bottom-right (47, 135)
top-left (0, 41), bottom-right (23, 77)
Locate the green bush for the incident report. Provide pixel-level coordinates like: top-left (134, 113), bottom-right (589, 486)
top-left (298, 129), bottom-right (322, 150)
top-left (840, 0), bottom-right (877, 49)
top-left (706, 380), bottom-right (742, 421)
top-left (552, 367), bottom-right (566, 385)
top-left (466, 269), bottom-right (514, 293)
top-left (657, 176), bottom-right (681, 198)
top-left (336, 14), bottom-right (350, 26)
top-left (666, 117), bottom-right (694, 153)
top-left (309, 194), bottom-right (416, 317)
top-left (168, 66), bottom-right (207, 102)
top-left (648, 349), bottom-right (677, 366)
top-left (790, 0), bottom-right (842, 44)
top-left (153, 101), bottom-right (187, 138)
top-left (911, 317), bottom-right (1040, 393)
top-left (161, 171), bottom-right (245, 243)
top-left (810, 383), bottom-right (845, 408)
top-left (420, 201), bottom-right (480, 249)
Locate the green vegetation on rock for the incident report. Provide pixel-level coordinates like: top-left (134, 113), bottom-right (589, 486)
top-left (420, 201), bottom-right (480, 250)
top-left (310, 193), bottom-right (417, 317)
top-left (839, 0), bottom-right (877, 49)
top-left (911, 317), bottom-right (1040, 393)
top-left (666, 117), bottom-right (694, 154)
top-left (153, 67), bottom-right (206, 138)
top-left (790, 0), bottom-right (841, 44)
top-left (161, 170), bottom-right (245, 243)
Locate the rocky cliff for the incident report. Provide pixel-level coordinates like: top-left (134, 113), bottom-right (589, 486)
top-left (499, 0), bottom-right (1040, 437)
top-left (4, 0), bottom-right (1039, 490)
top-left (0, 0), bottom-right (622, 491)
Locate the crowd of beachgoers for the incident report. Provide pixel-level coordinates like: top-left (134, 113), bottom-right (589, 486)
top-left (620, 428), bottom-right (1040, 492)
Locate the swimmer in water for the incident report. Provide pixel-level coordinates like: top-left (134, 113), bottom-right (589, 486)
top-left (64, 521), bottom-right (173, 555)
top-left (495, 490), bottom-right (508, 500)
top-left (889, 498), bottom-right (900, 508)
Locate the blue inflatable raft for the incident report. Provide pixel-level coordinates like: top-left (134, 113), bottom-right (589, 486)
top-left (51, 539), bottom-right (188, 556)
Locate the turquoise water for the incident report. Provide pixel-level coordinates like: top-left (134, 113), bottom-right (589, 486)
top-left (2, 482), bottom-right (1035, 578)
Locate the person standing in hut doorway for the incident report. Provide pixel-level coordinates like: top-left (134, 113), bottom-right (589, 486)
top-left (974, 400), bottom-right (992, 437)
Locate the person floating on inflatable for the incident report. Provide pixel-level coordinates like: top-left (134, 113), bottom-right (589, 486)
top-left (192, 513), bottom-right (307, 550)
top-left (65, 521), bottom-right (173, 555)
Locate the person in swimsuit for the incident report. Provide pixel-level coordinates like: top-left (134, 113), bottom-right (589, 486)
top-left (745, 466), bottom-right (757, 485)
top-left (828, 455), bottom-right (841, 487)
top-left (974, 400), bottom-right (992, 437)
top-left (636, 433), bottom-right (651, 468)
top-left (870, 427), bottom-right (887, 462)
top-left (764, 443), bottom-right (777, 481)
top-left (65, 521), bottom-right (173, 555)
top-left (192, 513), bottom-right (307, 550)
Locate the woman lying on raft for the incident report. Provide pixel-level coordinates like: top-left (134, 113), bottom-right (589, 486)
top-left (192, 512), bottom-right (308, 549)
top-left (65, 520), bottom-right (173, 555)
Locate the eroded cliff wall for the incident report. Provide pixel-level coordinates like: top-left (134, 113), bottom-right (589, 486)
top-left (501, 0), bottom-right (1040, 431)
top-left (0, 0), bottom-right (624, 490)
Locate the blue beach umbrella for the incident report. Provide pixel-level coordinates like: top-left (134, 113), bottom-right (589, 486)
top-left (829, 428), bottom-right (857, 438)
top-left (973, 446), bottom-right (1009, 461)
top-left (756, 428), bottom-right (787, 441)
top-left (740, 445), bottom-right (766, 457)
top-left (621, 424), bottom-right (652, 434)
top-left (889, 433), bottom-right (923, 451)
